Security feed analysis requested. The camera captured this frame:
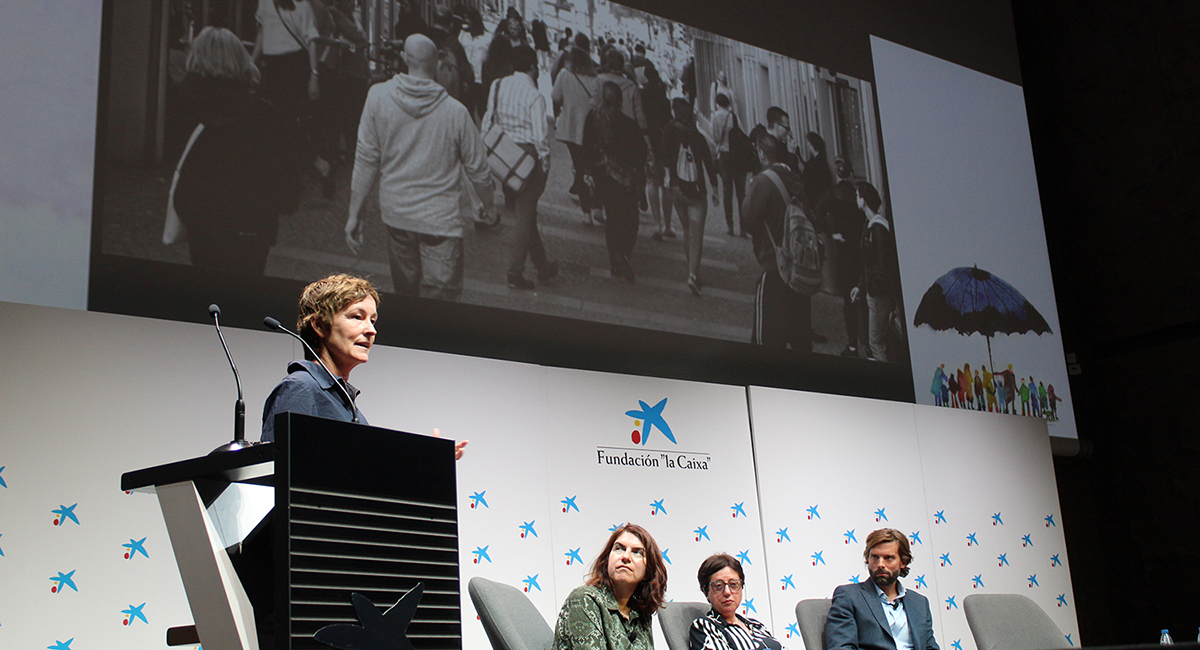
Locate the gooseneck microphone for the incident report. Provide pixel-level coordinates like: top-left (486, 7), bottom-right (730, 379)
top-left (209, 304), bottom-right (252, 454)
top-left (262, 317), bottom-right (359, 423)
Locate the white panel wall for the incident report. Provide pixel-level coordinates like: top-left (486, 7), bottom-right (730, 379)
top-left (0, 300), bottom-right (1075, 649)
top-left (751, 386), bottom-right (1078, 649)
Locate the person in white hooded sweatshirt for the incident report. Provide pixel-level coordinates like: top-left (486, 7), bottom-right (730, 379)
top-left (345, 34), bottom-right (496, 301)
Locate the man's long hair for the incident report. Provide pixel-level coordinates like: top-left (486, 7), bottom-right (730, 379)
top-left (863, 528), bottom-right (912, 577)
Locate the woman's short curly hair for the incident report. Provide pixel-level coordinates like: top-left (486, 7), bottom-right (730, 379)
top-left (696, 553), bottom-right (744, 594)
top-left (586, 523), bottom-right (667, 622)
top-left (296, 274), bottom-right (380, 360)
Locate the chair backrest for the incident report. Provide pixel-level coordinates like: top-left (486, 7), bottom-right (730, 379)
top-left (468, 577), bottom-right (554, 650)
top-left (657, 601), bottom-right (711, 650)
top-left (795, 598), bottom-right (832, 650)
top-left (963, 593), bottom-right (1066, 650)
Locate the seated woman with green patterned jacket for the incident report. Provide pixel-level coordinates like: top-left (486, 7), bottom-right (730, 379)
top-left (552, 523), bottom-right (667, 650)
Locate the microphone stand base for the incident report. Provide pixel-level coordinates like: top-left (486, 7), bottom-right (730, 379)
top-left (209, 439), bottom-right (256, 455)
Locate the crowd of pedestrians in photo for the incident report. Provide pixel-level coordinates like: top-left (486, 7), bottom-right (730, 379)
top-left (164, 0), bottom-right (902, 357)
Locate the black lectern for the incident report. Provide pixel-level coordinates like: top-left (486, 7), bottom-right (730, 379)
top-left (122, 413), bottom-right (460, 650)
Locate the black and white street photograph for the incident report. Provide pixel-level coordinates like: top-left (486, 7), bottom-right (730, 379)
top-left (97, 0), bottom-right (900, 362)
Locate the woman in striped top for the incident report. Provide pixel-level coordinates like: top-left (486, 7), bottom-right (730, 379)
top-left (689, 554), bottom-right (784, 650)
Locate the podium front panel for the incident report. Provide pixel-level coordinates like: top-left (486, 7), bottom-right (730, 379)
top-left (276, 413), bottom-right (459, 650)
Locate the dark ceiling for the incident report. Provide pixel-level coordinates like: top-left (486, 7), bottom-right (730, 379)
top-left (1014, 0), bottom-right (1200, 643)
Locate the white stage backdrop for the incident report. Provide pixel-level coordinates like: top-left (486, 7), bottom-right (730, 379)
top-left (751, 386), bottom-right (1078, 649)
top-left (0, 300), bottom-right (1075, 649)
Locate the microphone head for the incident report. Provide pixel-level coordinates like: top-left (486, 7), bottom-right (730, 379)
top-left (209, 304), bottom-right (221, 318)
top-left (263, 316), bottom-right (283, 331)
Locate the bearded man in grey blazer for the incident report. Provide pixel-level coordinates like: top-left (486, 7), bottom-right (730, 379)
top-left (825, 528), bottom-right (940, 650)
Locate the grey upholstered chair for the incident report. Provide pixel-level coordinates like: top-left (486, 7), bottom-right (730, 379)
top-left (795, 598), bottom-right (832, 650)
top-left (657, 601), bottom-right (711, 650)
top-left (468, 576), bottom-right (554, 650)
top-left (963, 593), bottom-right (1068, 650)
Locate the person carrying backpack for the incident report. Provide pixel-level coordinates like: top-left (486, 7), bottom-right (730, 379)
top-left (661, 97), bottom-right (718, 297)
top-left (743, 133), bottom-right (814, 350)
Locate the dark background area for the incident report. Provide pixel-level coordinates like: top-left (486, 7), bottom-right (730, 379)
top-left (1013, 0), bottom-right (1200, 643)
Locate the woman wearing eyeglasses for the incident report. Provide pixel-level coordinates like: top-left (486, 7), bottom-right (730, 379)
top-left (552, 523), bottom-right (667, 650)
top-left (689, 553), bottom-right (783, 650)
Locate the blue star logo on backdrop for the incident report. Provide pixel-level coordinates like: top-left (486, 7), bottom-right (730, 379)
top-left (650, 499), bottom-right (667, 515)
top-left (730, 502), bottom-right (746, 518)
top-left (811, 550), bottom-right (825, 566)
top-left (874, 508), bottom-right (888, 522)
top-left (1050, 554), bottom-right (1062, 567)
top-left (934, 510), bottom-right (947, 524)
top-left (609, 522), bottom-right (624, 532)
top-left (122, 602), bottom-right (149, 625)
top-left (694, 526), bottom-right (710, 541)
top-left (945, 595), bottom-right (958, 610)
top-left (48, 638), bottom-right (74, 650)
top-left (966, 532), bottom-right (978, 546)
top-left (939, 553), bottom-right (952, 567)
top-left (519, 522), bottom-right (537, 539)
top-left (806, 505), bottom-right (820, 520)
top-left (1056, 593), bottom-right (1068, 607)
top-left (53, 504), bottom-right (80, 526)
top-left (1022, 534), bottom-right (1033, 547)
top-left (915, 575), bottom-right (928, 589)
top-left (1045, 514), bottom-right (1056, 527)
top-left (786, 623), bottom-right (800, 638)
top-left (561, 495), bottom-right (579, 513)
top-left (661, 548), bottom-right (671, 564)
top-left (742, 598), bottom-right (757, 614)
top-left (849, 574), bottom-right (860, 584)
top-left (776, 527), bottom-right (790, 542)
top-left (625, 398), bottom-right (676, 445)
top-left (971, 575), bottom-right (984, 588)
top-left (565, 548), bottom-right (583, 566)
top-left (0, 533), bottom-right (4, 557)
top-left (736, 550), bottom-right (752, 565)
top-left (468, 491), bottom-right (488, 509)
top-left (0, 465), bottom-right (6, 488)
top-left (471, 546), bottom-right (491, 564)
top-left (123, 537), bottom-right (149, 560)
top-left (998, 553), bottom-right (1009, 567)
top-left (909, 531), bottom-right (922, 545)
top-left (1028, 574), bottom-right (1039, 587)
top-left (952, 640), bottom-right (963, 650)
top-left (780, 575), bottom-right (795, 590)
top-left (843, 529), bottom-right (857, 544)
top-left (522, 575), bottom-right (541, 592)
top-left (1066, 633), bottom-right (1074, 647)
top-left (992, 512), bottom-right (1004, 526)
top-left (50, 570), bottom-right (78, 594)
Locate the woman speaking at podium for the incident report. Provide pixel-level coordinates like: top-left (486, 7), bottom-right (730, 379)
top-left (261, 273), bottom-right (378, 442)
top-left (260, 273), bottom-right (466, 459)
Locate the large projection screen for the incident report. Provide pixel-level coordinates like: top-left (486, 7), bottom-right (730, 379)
top-left (4, 0), bottom-right (1076, 436)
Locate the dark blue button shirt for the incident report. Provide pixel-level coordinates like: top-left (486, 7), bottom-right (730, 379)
top-left (260, 360), bottom-right (366, 442)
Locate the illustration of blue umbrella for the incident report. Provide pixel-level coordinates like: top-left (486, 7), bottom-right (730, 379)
top-left (913, 266), bottom-right (1051, 371)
